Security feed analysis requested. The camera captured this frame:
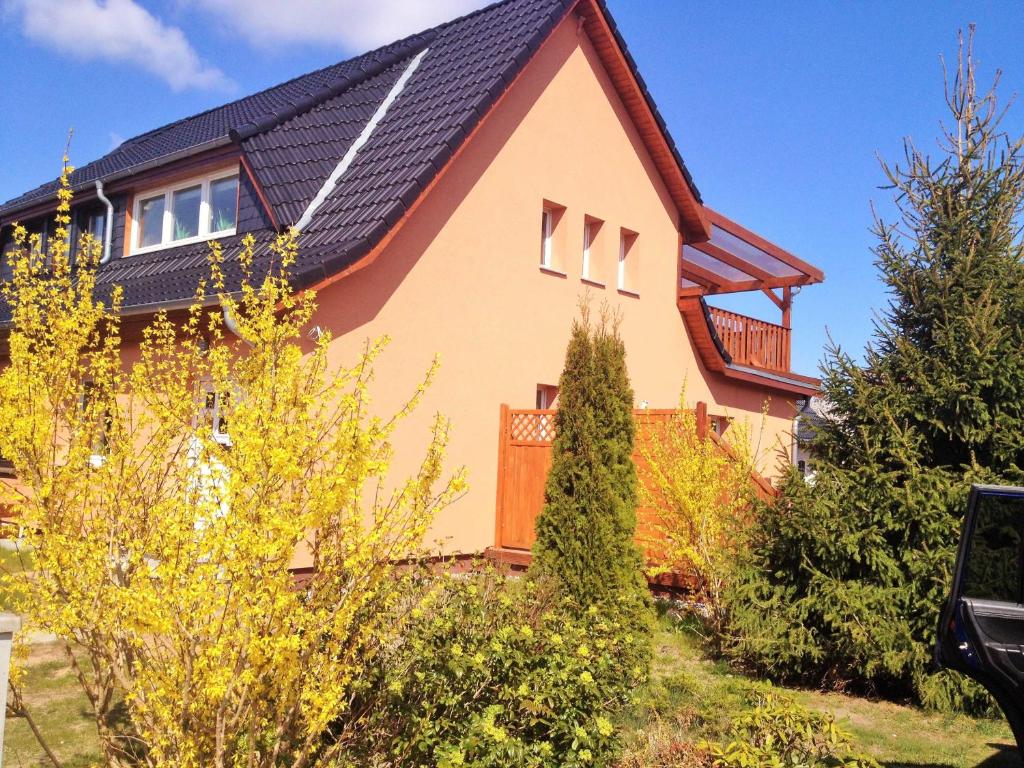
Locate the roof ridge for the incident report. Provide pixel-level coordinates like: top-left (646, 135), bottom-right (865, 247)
top-left (119, 30), bottom-right (435, 151)
top-left (229, 33), bottom-right (434, 142)
top-left (84, 2), bottom-right (525, 157)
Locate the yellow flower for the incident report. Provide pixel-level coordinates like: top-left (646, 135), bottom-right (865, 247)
top-left (596, 716), bottom-right (613, 737)
top-left (579, 671), bottom-right (594, 684)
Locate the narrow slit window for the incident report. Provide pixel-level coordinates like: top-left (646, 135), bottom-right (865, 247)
top-left (204, 390), bottom-right (231, 446)
top-left (536, 384), bottom-right (559, 409)
top-left (538, 201), bottom-right (566, 272)
top-left (583, 221), bottom-right (592, 279)
top-left (583, 216), bottom-right (603, 282)
top-left (618, 229), bottom-right (638, 292)
top-left (540, 208), bottom-right (553, 268)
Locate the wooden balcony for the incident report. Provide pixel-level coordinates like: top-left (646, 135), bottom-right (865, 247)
top-left (707, 306), bottom-right (791, 373)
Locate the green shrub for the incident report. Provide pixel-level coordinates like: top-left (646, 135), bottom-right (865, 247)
top-left (530, 307), bottom-right (652, 641)
top-left (725, 46), bottom-right (1024, 713)
top-left (355, 568), bottom-right (648, 767)
top-left (704, 684), bottom-right (880, 768)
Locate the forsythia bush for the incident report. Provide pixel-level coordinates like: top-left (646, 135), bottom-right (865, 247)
top-left (0, 163), bottom-right (465, 767)
top-left (704, 685), bottom-right (880, 768)
top-left (638, 397), bottom-right (755, 634)
top-left (352, 568), bottom-right (648, 768)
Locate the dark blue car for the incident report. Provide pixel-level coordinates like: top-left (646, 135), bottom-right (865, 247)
top-left (936, 484), bottom-right (1024, 753)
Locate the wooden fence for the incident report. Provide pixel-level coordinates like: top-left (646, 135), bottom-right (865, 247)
top-left (493, 403), bottom-right (776, 552)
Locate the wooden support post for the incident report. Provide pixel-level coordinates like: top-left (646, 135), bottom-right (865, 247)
top-left (494, 404), bottom-right (510, 549)
top-left (781, 285), bottom-right (792, 329)
top-left (695, 401), bottom-right (708, 440)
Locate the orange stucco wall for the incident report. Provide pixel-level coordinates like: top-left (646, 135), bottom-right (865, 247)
top-left (305, 15), bottom-right (800, 557)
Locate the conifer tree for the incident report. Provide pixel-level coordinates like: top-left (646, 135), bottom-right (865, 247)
top-left (530, 307), bottom-right (651, 627)
top-left (728, 32), bottom-right (1024, 712)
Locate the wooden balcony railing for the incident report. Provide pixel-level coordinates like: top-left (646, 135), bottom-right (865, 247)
top-left (707, 306), bottom-right (791, 373)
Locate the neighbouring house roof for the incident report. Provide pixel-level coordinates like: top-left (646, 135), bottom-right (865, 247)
top-left (0, 0), bottom-right (707, 314)
top-left (796, 396), bottom-right (834, 443)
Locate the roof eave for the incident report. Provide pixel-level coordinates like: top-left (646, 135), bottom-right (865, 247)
top-left (577, 0), bottom-right (710, 242)
top-left (0, 136), bottom-right (238, 225)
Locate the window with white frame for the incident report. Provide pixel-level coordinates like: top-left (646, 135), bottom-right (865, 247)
top-left (81, 380), bottom-right (112, 464)
top-left (535, 384), bottom-right (559, 409)
top-left (582, 216), bottom-right (603, 283)
top-left (618, 228), bottom-right (638, 292)
top-left (203, 390), bottom-right (231, 446)
top-left (540, 207), bottom-right (554, 268)
top-left (539, 201), bottom-right (566, 272)
top-left (132, 169), bottom-right (239, 254)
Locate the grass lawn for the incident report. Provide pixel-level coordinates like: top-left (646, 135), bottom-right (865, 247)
top-left (619, 612), bottom-right (1019, 768)
top-left (2, 617), bottom-right (1018, 767)
top-left (5, 643), bottom-right (100, 767)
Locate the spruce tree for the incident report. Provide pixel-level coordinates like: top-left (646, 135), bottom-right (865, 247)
top-left (530, 308), bottom-right (650, 626)
top-left (728, 33), bottom-right (1024, 712)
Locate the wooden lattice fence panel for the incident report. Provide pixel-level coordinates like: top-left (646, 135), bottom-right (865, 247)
top-left (494, 404), bottom-right (775, 553)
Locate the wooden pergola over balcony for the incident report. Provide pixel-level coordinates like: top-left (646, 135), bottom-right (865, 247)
top-left (678, 207), bottom-right (825, 395)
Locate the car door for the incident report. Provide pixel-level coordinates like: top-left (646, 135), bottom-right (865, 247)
top-left (936, 484), bottom-right (1024, 749)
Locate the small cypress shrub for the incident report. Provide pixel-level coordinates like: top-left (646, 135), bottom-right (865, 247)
top-left (529, 307), bottom-right (652, 636)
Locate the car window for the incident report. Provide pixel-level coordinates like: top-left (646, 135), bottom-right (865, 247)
top-left (962, 492), bottom-right (1024, 603)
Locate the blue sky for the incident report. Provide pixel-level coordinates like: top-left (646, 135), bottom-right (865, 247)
top-left (1, 0), bottom-right (1022, 376)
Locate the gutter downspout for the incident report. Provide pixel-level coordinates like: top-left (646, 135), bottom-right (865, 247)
top-left (222, 304), bottom-right (253, 347)
top-left (792, 411), bottom-right (801, 468)
top-left (94, 180), bottom-right (114, 265)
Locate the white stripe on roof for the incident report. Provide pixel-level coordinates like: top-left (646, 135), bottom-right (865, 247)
top-left (294, 47), bottom-right (429, 232)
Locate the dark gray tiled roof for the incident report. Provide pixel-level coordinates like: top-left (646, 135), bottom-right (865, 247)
top-left (0, 30), bottom-right (433, 216)
top-left (1, 0), bottom-right (702, 314)
top-left (240, 60), bottom-right (410, 228)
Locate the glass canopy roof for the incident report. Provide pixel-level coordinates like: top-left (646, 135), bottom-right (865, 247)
top-left (680, 208), bottom-right (824, 296)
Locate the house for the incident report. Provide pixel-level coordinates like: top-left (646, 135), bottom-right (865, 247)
top-left (793, 396), bottom-right (834, 482)
top-left (0, 0), bottom-right (824, 563)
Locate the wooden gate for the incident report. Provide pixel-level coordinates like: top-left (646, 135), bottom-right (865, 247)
top-left (493, 403), bottom-right (775, 552)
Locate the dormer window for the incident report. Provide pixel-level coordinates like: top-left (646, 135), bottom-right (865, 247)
top-left (85, 210), bottom-right (106, 242)
top-left (131, 169), bottom-right (238, 255)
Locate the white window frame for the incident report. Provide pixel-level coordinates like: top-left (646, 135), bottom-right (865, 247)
top-left (204, 390), bottom-right (232, 447)
top-left (617, 233), bottom-right (627, 289)
top-left (582, 220), bottom-right (592, 280)
top-left (618, 229), bottom-right (638, 292)
top-left (131, 168), bottom-right (239, 255)
top-left (80, 380), bottom-right (110, 466)
top-left (540, 208), bottom-right (553, 268)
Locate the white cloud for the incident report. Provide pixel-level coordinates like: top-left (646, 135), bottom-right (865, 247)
top-left (5, 0), bottom-right (233, 92)
top-left (188, 0), bottom-right (490, 51)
